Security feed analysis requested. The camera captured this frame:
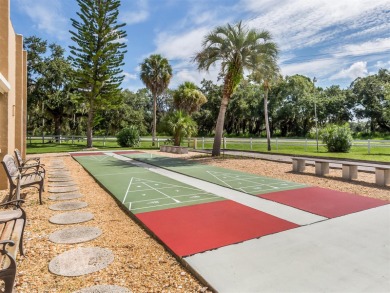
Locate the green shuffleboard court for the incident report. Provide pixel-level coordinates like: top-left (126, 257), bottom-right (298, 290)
top-left (123, 153), bottom-right (307, 195)
top-left (73, 154), bottom-right (224, 214)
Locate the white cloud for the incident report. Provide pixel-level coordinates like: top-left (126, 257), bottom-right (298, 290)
top-left (154, 26), bottom-right (210, 60)
top-left (120, 0), bottom-right (149, 25)
top-left (123, 72), bottom-right (137, 81)
top-left (333, 38), bottom-right (390, 57)
top-left (374, 61), bottom-right (390, 69)
top-left (281, 58), bottom-right (340, 79)
top-left (243, 0), bottom-right (390, 50)
top-left (330, 61), bottom-right (368, 80)
top-left (16, 0), bottom-right (68, 39)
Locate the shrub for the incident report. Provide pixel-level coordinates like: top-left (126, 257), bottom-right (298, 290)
top-left (320, 123), bottom-right (353, 152)
top-left (116, 127), bottom-right (140, 147)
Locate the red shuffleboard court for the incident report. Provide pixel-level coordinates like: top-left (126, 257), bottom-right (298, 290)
top-left (258, 187), bottom-right (389, 218)
top-left (71, 152), bottom-right (105, 157)
top-left (136, 200), bottom-right (299, 257)
top-left (114, 150), bottom-right (144, 155)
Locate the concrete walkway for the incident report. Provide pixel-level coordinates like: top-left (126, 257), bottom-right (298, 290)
top-left (106, 153), bottom-right (390, 292)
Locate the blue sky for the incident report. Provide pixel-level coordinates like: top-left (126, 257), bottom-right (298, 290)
top-left (11, 0), bottom-right (390, 91)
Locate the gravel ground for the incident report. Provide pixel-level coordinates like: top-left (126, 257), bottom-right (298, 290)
top-left (1, 150), bottom-right (389, 292)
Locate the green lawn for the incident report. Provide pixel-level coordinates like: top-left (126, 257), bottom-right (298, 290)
top-left (26, 137), bottom-right (389, 163)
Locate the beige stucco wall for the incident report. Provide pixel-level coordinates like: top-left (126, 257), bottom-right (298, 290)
top-left (0, 0), bottom-right (27, 189)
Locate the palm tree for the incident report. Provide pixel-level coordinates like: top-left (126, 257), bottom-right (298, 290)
top-left (165, 110), bottom-right (197, 146)
top-left (251, 56), bottom-right (280, 151)
top-left (173, 81), bottom-right (207, 115)
top-left (194, 21), bottom-right (278, 156)
top-left (140, 54), bottom-right (172, 146)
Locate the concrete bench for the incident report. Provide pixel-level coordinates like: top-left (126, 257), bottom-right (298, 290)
top-left (292, 157), bottom-right (390, 186)
top-left (0, 198), bottom-right (26, 293)
top-left (160, 145), bottom-right (188, 154)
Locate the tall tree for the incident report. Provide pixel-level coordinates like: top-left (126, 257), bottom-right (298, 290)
top-left (173, 81), bottom-right (207, 115)
top-left (69, 0), bottom-right (127, 148)
top-left (251, 56), bottom-right (280, 151)
top-left (351, 69), bottom-right (390, 132)
top-left (194, 21), bottom-right (278, 156)
top-left (140, 54), bottom-right (172, 146)
top-left (24, 36), bottom-right (76, 137)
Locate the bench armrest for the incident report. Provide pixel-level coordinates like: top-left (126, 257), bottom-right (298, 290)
top-left (0, 199), bottom-right (25, 208)
top-left (0, 240), bottom-right (15, 254)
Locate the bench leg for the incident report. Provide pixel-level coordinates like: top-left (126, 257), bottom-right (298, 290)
top-left (342, 165), bottom-right (358, 180)
top-left (315, 162), bottom-right (329, 176)
top-left (1, 270), bottom-right (16, 293)
top-left (375, 169), bottom-right (390, 186)
top-left (292, 160), bottom-right (306, 172)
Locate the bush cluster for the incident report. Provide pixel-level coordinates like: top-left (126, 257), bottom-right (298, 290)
top-left (321, 124), bottom-right (353, 152)
top-left (116, 127), bottom-right (140, 147)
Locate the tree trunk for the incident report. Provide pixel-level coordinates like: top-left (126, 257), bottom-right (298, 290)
top-left (212, 73), bottom-right (235, 156)
top-left (264, 87), bottom-right (271, 151)
top-left (87, 101), bottom-right (94, 148)
top-left (54, 116), bottom-right (62, 143)
top-left (152, 93), bottom-right (157, 146)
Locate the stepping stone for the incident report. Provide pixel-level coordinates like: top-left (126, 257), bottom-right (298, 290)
top-left (49, 173), bottom-right (71, 178)
top-left (49, 211), bottom-right (93, 225)
top-left (49, 171), bottom-right (70, 176)
top-left (49, 226), bottom-right (102, 244)
top-left (49, 177), bottom-right (73, 182)
top-left (74, 285), bottom-right (131, 293)
top-left (48, 181), bottom-right (77, 188)
top-left (49, 186), bottom-right (79, 193)
top-left (49, 201), bottom-right (88, 211)
top-left (49, 193), bottom-right (83, 201)
top-left (49, 247), bottom-right (114, 276)
top-left (49, 165), bottom-right (66, 169)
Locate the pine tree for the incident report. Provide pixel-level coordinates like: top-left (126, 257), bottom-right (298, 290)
top-left (69, 0), bottom-right (127, 148)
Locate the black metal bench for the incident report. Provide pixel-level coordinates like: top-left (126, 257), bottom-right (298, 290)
top-left (292, 156), bottom-right (390, 186)
top-left (14, 149), bottom-right (45, 177)
top-left (1, 154), bottom-right (44, 204)
top-left (0, 178), bottom-right (26, 293)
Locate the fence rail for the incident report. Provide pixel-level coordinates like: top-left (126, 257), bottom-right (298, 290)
top-left (27, 135), bottom-right (390, 154)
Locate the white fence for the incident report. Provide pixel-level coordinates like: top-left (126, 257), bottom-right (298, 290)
top-left (27, 135), bottom-right (390, 154)
top-left (194, 137), bottom-right (390, 154)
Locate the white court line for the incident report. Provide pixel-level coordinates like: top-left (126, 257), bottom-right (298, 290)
top-left (209, 172), bottom-right (301, 191)
top-left (122, 177), bottom-right (134, 204)
top-left (128, 196), bottom-right (220, 211)
top-left (85, 155), bottom-right (109, 162)
top-left (94, 171), bottom-right (149, 177)
top-left (142, 182), bottom-right (181, 203)
top-left (207, 171), bottom-right (234, 188)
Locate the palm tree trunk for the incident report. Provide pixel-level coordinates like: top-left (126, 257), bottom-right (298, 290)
top-left (264, 87), bottom-right (271, 151)
top-left (212, 80), bottom-right (232, 156)
top-left (212, 97), bottom-right (229, 156)
top-left (152, 93), bottom-right (157, 146)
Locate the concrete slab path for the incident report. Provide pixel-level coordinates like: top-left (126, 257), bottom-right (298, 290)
top-left (184, 205), bottom-right (390, 292)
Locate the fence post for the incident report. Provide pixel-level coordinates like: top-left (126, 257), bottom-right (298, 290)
top-left (250, 137), bottom-right (253, 150)
top-left (368, 139), bottom-right (371, 154)
top-left (305, 138), bottom-right (308, 152)
top-left (193, 138), bottom-right (197, 149)
top-left (157, 137), bottom-right (159, 148)
top-left (276, 137), bottom-right (278, 151)
top-left (223, 136), bottom-right (226, 149)
top-left (103, 136), bottom-right (106, 147)
top-left (202, 137), bottom-right (205, 149)
top-left (72, 136), bottom-right (74, 145)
